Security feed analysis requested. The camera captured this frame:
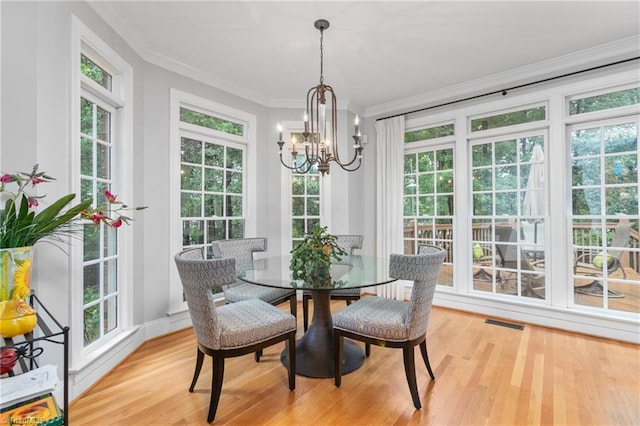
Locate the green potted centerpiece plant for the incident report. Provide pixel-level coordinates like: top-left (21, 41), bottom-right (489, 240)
top-left (290, 226), bottom-right (347, 287)
top-left (0, 164), bottom-right (144, 338)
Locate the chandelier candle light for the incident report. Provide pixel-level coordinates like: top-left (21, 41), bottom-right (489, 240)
top-left (277, 19), bottom-right (363, 176)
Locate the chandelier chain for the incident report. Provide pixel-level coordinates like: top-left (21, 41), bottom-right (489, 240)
top-left (319, 28), bottom-right (324, 84)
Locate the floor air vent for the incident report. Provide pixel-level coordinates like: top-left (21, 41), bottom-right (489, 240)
top-left (485, 319), bottom-right (524, 330)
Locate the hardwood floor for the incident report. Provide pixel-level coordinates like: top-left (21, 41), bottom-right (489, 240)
top-left (69, 300), bottom-right (640, 425)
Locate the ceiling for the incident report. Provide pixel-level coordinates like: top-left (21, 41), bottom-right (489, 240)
top-left (90, 1), bottom-right (640, 115)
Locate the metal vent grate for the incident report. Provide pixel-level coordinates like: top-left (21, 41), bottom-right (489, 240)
top-left (485, 319), bottom-right (524, 330)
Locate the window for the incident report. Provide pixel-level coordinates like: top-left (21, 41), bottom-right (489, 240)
top-left (403, 123), bottom-right (455, 286)
top-left (180, 134), bottom-right (246, 254)
top-left (74, 16), bottom-right (133, 354)
top-left (170, 90), bottom-right (256, 308)
top-left (80, 93), bottom-right (118, 346)
top-left (470, 129), bottom-right (547, 299)
top-left (570, 112), bottom-right (639, 312)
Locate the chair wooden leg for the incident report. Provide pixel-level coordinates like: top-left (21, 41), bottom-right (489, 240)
top-left (365, 343), bottom-right (371, 357)
top-left (302, 295), bottom-right (310, 331)
top-left (403, 346), bottom-right (421, 410)
top-left (208, 355), bottom-right (225, 423)
top-left (289, 294), bottom-right (297, 319)
top-left (287, 332), bottom-right (296, 390)
top-left (254, 349), bottom-right (263, 362)
top-left (189, 348), bottom-right (204, 392)
top-left (419, 340), bottom-right (435, 380)
top-left (334, 331), bottom-right (343, 387)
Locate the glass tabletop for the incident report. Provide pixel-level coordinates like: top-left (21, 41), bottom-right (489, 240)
top-left (236, 255), bottom-right (395, 290)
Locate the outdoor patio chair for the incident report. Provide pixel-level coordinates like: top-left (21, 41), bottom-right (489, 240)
top-left (302, 235), bottom-right (363, 331)
top-left (212, 238), bottom-right (298, 320)
top-left (332, 245), bottom-right (446, 410)
top-left (574, 221), bottom-right (632, 298)
top-left (174, 248), bottom-right (296, 423)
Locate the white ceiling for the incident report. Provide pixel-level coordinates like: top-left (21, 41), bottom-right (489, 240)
top-left (90, 1), bottom-right (640, 114)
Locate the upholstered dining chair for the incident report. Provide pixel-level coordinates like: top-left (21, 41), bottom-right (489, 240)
top-left (332, 245), bottom-right (445, 410)
top-left (212, 238), bottom-right (297, 319)
top-left (302, 234), bottom-right (363, 331)
top-left (174, 248), bottom-right (296, 423)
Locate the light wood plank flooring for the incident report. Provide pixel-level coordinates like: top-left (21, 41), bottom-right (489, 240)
top-left (69, 301), bottom-right (640, 425)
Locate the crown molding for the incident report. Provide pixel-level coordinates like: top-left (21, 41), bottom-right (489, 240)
top-left (88, 2), bottom-right (269, 106)
top-left (365, 35), bottom-right (640, 119)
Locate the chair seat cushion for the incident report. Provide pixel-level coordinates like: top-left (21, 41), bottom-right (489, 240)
top-left (333, 296), bottom-right (409, 342)
top-left (224, 282), bottom-right (294, 304)
top-left (217, 299), bottom-right (296, 349)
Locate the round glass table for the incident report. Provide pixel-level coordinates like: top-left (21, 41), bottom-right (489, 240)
top-left (237, 255), bottom-right (396, 378)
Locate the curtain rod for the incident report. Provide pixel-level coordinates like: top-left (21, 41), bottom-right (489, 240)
top-left (375, 56), bottom-right (640, 122)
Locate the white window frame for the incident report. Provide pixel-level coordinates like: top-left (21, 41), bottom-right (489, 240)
top-left (70, 15), bottom-right (134, 364)
top-left (168, 89), bottom-right (256, 314)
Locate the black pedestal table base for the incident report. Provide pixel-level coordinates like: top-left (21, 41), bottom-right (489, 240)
top-left (281, 289), bottom-right (364, 378)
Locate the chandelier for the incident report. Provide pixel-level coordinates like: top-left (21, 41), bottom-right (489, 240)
top-left (277, 19), bottom-right (363, 176)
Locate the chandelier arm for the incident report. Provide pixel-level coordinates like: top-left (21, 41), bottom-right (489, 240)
top-left (337, 157), bottom-right (363, 172)
top-left (279, 153), bottom-right (315, 174)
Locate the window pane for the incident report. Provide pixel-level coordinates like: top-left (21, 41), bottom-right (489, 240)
top-left (180, 107), bottom-right (244, 136)
top-left (418, 152), bottom-right (435, 173)
top-left (307, 197), bottom-right (319, 216)
top-left (96, 106), bottom-right (110, 142)
top-left (96, 142), bottom-right (110, 180)
top-left (81, 54), bottom-right (112, 90)
top-left (404, 154), bottom-right (416, 174)
top-left (405, 123), bottom-right (454, 143)
top-left (203, 143), bottom-right (224, 167)
top-left (226, 171), bottom-right (243, 194)
top-left (207, 220), bottom-right (226, 241)
top-left (104, 260), bottom-right (117, 296)
top-left (227, 195), bottom-right (243, 216)
top-left (181, 138), bottom-right (202, 164)
top-left (183, 220), bottom-right (204, 245)
top-left (604, 123), bottom-right (637, 154)
top-left (104, 226), bottom-right (117, 258)
top-left (569, 87), bottom-right (640, 115)
top-left (181, 193), bottom-right (201, 217)
top-left (204, 194), bottom-right (223, 217)
top-left (228, 220), bottom-right (245, 238)
top-left (83, 224), bottom-right (100, 262)
top-left (472, 144), bottom-right (492, 167)
top-left (226, 147), bottom-right (243, 170)
top-left (571, 128), bottom-right (601, 157)
top-left (181, 165), bottom-right (202, 191)
top-left (83, 263), bottom-right (100, 303)
top-left (81, 138), bottom-right (93, 175)
top-left (81, 98), bottom-right (94, 136)
top-left (84, 304), bottom-right (100, 346)
top-left (471, 106), bottom-right (546, 131)
top-left (204, 168), bottom-right (224, 192)
top-left (104, 296), bottom-right (117, 334)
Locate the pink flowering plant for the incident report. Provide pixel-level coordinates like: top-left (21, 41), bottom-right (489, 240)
top-left (0, 164), bottom-right (144, 249)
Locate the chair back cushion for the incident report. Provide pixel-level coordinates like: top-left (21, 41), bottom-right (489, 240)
top-left (174, 249), bottom-right (238, 349)
top-left (335, 235), bottom-right (363, 254)
top-left (390, 246), bottom-right (445, 340)
top-left (211, 237), bottom-right (267, 268)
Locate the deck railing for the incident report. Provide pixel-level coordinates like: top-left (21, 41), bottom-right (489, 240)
top-left (404, 222), bottom-right (639, 274)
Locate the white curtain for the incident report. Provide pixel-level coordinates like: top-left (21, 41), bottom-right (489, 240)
top-left (375, 116), bottom-right (405, 299)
